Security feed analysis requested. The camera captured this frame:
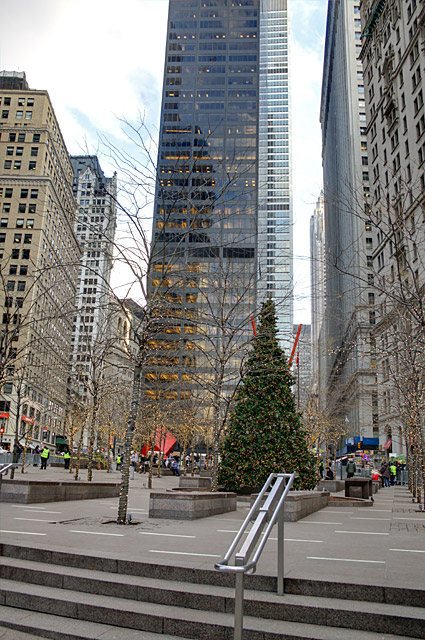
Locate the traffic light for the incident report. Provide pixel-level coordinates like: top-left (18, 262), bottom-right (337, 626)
top-left (0, 427), bottom-right (4, 434)
top-left (357, 442), bottom-right (361, 449)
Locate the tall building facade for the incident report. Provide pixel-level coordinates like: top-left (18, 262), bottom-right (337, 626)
top-left (320, 1), bottom-right (378, 447)
top-left (69, 156), bottom-right (117, 398)
top-left (360, 0), bottom-right (425, 456)
top-left (292, 323), bottom-right (311, 415)
top-left (0, 72), bottom-right (80, 451)
top-left (150, 0), bottom-right (292, 399)
top-left (310, 191), bottom-right (325, 401)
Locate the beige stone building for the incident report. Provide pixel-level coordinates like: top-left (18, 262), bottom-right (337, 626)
top-left (0, 71), bottom-right (80, 452)
top-left (360, 0), bottom-right (425, 457)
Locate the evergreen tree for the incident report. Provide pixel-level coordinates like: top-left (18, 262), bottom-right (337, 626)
top-left (218, 299), bottom-right (317, 491)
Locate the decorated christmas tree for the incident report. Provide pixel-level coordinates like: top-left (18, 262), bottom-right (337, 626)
top-left (217, 299), bottom-right (317, 491)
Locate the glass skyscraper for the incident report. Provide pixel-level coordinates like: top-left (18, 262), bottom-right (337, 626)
top-left (149, 0), bottom-right (292, 399)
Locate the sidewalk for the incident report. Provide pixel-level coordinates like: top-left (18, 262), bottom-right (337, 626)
top-left (1, 466), bottom-right (424, 591)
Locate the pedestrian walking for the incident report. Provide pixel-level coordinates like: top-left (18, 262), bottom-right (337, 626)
top-left (346, 457), bottom-right (356, 478)
top-left (116, 454), bottom-right (122, 471)
top-left (130, 451), bottom-right (138, 469)
top-left (380, 462), bottom-right (391, 487)
top-left (390, 461), bottom-right (397, 486)
top-left (63, 449), bottom-right (71, 470)
top-left (40, 446), bottom-right (50, 470)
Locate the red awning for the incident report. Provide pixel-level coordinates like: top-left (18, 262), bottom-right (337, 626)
top-left (383, 438), bottom-right (392, 450)
top-left (141, 432), bottom-right (177, 456)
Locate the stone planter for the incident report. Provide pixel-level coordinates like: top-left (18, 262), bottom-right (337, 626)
top-left (179, 476), bottom-right (211, 490)
top-left (0, 480), bottom-right (120, 504)
top-left (250, 490), bottom-right (329, 522)
top-left (317, 479), bottom-right (345, 493)
top-left (149, 491), bottom-right (236, 520)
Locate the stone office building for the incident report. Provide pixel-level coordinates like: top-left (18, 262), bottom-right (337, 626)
top-left (0, 71), bottom-right (80, 451)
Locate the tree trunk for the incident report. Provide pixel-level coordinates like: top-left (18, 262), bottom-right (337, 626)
top-left (87, 395), bottom-right (100, 482)
top-left (74, 424), bottom-right (85, 481)
top-left (148, 426), bottom-right (158, 489)
top-left (10, 388), bottom-right (22, 480)
top-left (117, 358), bottom-right (142, 524)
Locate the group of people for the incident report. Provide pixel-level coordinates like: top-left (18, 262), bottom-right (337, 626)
top-left (379, 460), bottom-right (398, 487)
top-left (115, 451), bottom-right (186, 476)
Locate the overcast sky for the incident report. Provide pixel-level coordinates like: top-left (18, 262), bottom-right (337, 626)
top-left (0, 0), bottom-right (327, 323)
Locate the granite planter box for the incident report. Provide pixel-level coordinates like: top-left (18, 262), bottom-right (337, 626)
top-left (179, 476), bottom-right (211, 490)
top-left (250, 490), bottom-right (329, 522)
top-left (317, 479), bottom-right (345, 493)
top-left (149, 490), bottom-right (236, 520)
top-left (0, 480), bottom-right (120, 504)
top-left (345, 477), bottom-right (373, 499)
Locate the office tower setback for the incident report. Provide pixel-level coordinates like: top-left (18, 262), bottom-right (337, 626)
top-left (0, 72), bottom-right (80, 451)
top-left (70, 156), bottom-right (117, 399)
top-left (150, 0), bottom-right (292, 401)
top-left (320, 1), bottom-right (378, 444)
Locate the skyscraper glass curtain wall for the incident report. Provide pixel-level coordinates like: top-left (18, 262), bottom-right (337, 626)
top-left (149, 0), bottom-right (292, 398)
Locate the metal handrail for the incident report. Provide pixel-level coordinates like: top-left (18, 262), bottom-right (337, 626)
top-left (215, 472), bottom-right (297, 640)
top-left (0, 463), bottom-right (20, 475)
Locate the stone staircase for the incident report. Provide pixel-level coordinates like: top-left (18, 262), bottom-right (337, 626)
top-left (0, 543), bottom-right (424, 640)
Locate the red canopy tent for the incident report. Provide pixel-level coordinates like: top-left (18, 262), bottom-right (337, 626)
top-left (141, 431), bottom-right (177, 456)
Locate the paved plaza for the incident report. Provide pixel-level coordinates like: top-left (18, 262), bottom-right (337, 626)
top-left (1, 465), bottom-right (424, 591)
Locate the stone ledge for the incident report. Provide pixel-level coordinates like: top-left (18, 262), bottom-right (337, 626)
top-left (317, 479), bottom-right (345, 493)
top-left (250, 490), bottom-right (329, 522)
top-left (149, 491), bottom-right (236, 520)
top-left (179, 476), bottom-right (211, 489)
top-left (0, 480), bottom-right (120, 504)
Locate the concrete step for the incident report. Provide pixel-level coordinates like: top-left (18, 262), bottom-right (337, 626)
top-left (0, 606), bottom-right (189, 640)
top-left (2, 542), bottom-right (424, 607)
top-left (0, 593), bottom-right (413, 640)
top-left (1, 555), bottom-right (425, 637)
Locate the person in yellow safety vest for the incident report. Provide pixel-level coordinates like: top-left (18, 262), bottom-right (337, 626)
top-left (63, 449), bottom-right (71, 470)
top-left (40, 446), bottom-right (50, 470)
top-left (390, 462), bottom-right (397, 486)
top-left (116, 454), bottom-right (122, 471)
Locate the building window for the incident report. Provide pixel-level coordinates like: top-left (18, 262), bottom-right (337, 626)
top-left (16, 219), bottom-right (24, 228)
top-left (32, 134), bottom-right (40, 143)
top-left (0, 218), bottom-right (8, 227)
top-left (24, 234), bottom-right (32, 244)
top-left (28, 161), bottom-right (36, 171)
top-left (17, 281), bottom-right (26, 292)
top-left (16, 110), bottom-right (23, 120)
top-left (25, 111), bottom-right (33, 120)
top-left (30, 189), bottom-right (38, 199)
top-left (1, 110), bottom-right (9, 118)
top-left (4, 161), bottom-right (12, 169)
top-left (9, 265), bottom-right (17, 275)
top-left (13, 161), bottom-right (21, 169)
top-left (14, 233), bottom-right (22, 243)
